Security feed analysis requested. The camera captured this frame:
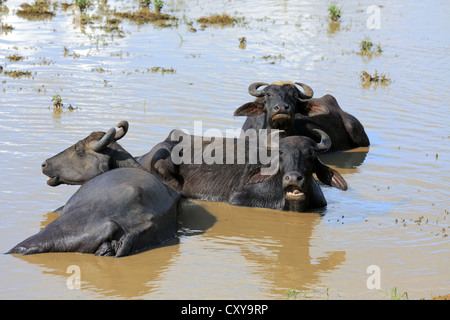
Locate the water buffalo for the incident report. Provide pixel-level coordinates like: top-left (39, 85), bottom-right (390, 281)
top-left (234, 81), bottom-right (370, 152)
top-left (42, 120), bottom-right (142, 187)
top-left (294, 94), bottom-right (370, 152)
top-left (7, 167), bottom-right (181, 257)
top-left (234, 81), bottom-right (314, 137)
top-left (147, 128), bottom-right (348, 212)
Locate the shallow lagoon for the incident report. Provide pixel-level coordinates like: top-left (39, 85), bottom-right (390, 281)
top-left (0, 0), bottom-right (448, 299)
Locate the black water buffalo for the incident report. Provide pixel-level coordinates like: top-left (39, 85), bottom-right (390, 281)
top-left (42, 120), bottom-right (142, 187)
top-left (7, 167), bottom-right (180, 257)
top-left (234, 81), bottom-right (314, 137)
top-left (148, 128), bottom-right (347, 212)
top-left (235, 81), bottom-right (370, 152)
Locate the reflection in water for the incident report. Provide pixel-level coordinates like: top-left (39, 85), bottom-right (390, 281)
top-left (13, 199), bottom-right (345, 299)
top-left (181, 201), bottom-right (345, 298)
top-left (319, 147), bottom-right (369, 169)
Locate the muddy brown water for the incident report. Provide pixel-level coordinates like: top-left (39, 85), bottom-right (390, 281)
top-left (0, 0), bottom-right (448, 299)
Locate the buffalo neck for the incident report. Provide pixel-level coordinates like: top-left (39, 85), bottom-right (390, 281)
top-left (107, 143), bottom-right (144, 170)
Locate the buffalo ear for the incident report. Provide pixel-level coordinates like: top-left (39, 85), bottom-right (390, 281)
top-left (243, 166), bottom-right (276, 185)
top-left (300, 102), bottom-right (329, 117)
top-left (314, 158), bottom-right (348, 191)
top-left (234, 102), bottom-right (265, 117)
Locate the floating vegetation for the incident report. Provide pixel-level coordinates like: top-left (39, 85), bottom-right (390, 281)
top-left (3, 70), bottom-right (33, 78)
top-left (328, 3), bottom-right (342, 22)
top-left (154, 0), bottom-right (164, 13)
top-left (139, 0), bottom-right (152, 7)
top-left (387, 287), bottom-right (409, 300)
top-left (6, 54), bottom-right (24, 62)
top-left (0, 22), bottom-right (14, 35)
top-left (360, 71), bottom-right (391, 87)
top-left (123, 67), bottom-right (176, 76)
top-left (113, 7), bottom-right (177, 26)
top-left (16, 0), bottom-right (55, 21)
top-left (358, 37), bottom-right (383, 56)
top-left (75, 0), bottom-right (91, 12)
top-left (91, 67), bottom-right (110, 73)
top-left (63, 47), bottom-right (81, 59)
top-left (286, 288), bottom-right (307, 299)
top-left (196, 13), bottom-right (244, 26)
top-left (149, 66), bottom-right (176, 75)
top-left (51, 93), bottom-right (77, 111)
top-left (238, 36), bottom-right (247, 49)
top-left (51, 94), bottom-right (63, 108)
top-left (262, 54), bottom-right (285, 64)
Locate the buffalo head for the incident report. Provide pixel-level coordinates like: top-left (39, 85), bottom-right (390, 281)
top-left (41, 121), bottom-right (141, 186)
top-left (234, 81), bottom-right (314, 135)
top-left (241, 129), bottom-right (347, 211)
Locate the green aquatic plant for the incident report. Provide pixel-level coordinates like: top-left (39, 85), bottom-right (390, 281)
top-left (75, 0), bottom-right (91, 12)
top-left (388, 287), bottom-right (409, 300)
top-left (328, 3), bottom-right (342, 22)
top-left (52, 94), bottom-right (63, 108)
top-left (286, 288), bottom-right (307, 299)
top-left (359, 37), bottom-right (382, 56)
top-left (154, 0), bottom-right (164, 13)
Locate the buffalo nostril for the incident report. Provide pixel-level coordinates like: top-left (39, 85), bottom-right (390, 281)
top-left (284, 175), bottom-right (290, 181)
top-left (274, 106), bottom-right (279, 111)
top-left (41, 162), bottom-right (46, 168)
top-left (297, 175), bottom-right (303, 181)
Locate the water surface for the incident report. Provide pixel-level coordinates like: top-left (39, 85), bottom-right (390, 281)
top-left (0, 0), bottom-right (448, 299)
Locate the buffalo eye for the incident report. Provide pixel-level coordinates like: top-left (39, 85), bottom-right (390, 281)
top-left (266, 92), bottom-right (271, 97)
top-left (279, 149), bottom-right (283, 155)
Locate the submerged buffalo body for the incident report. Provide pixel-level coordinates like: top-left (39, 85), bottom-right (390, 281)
top-left (8, 168), bottom-right (180, 257)
top-left (148, 129), bottom-right (347, 212)
top-left (235, 82), bottom-right (370, 151)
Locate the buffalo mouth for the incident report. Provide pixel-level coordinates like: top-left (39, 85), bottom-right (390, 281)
top-left (285, 185), bottom-right (305, 201)
top-left (46, 176), bottom-right (61, 187)
top-left (271, 113), bottom-right (292, 121)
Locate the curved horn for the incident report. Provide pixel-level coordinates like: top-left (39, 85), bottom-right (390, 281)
top-left (114, 120), bottom-right (129, 141)
top-left (90, 127), bottom-right (116, 151)
top-left (312, 129), bottom-right (331, 152)
top-left (294, 82), bottom-right (314, 100)
top-left (248, 82), bottom-right (268, 97)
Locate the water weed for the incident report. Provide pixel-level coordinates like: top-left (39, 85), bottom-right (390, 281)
top-left (16, 0), bottom-right (54, 21)
top-left (328, 3), bottom-right (342, 22)
top-left (360, 70), bottom-right (391, 87)
top-left (359, 37), bottom-right (383, 56)
top-left (388, 287), bottom-right (409, 300)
